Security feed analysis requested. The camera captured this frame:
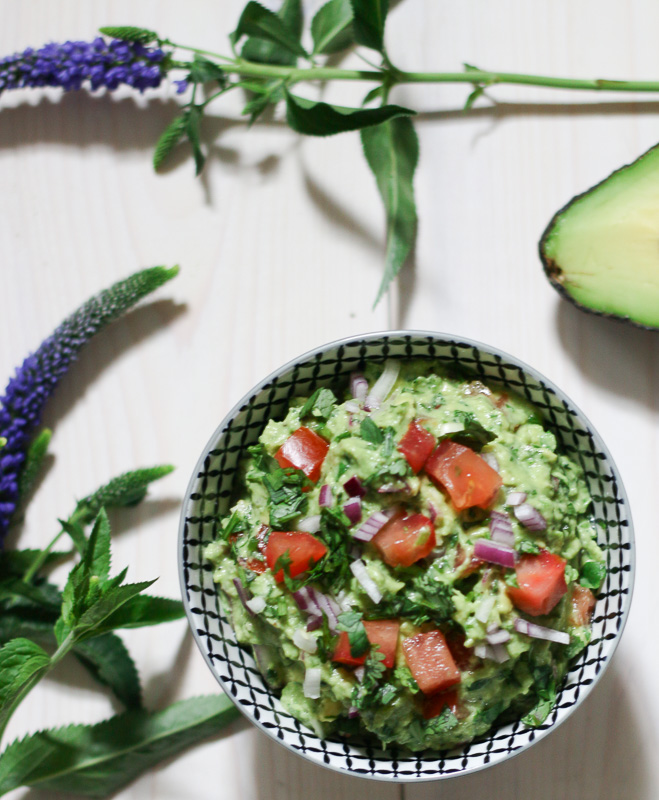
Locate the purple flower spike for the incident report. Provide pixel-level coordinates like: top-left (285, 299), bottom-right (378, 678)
top-left (0, 266), bottom-right (179, 545)
top-left (0, 38), bottom-right (168, 96)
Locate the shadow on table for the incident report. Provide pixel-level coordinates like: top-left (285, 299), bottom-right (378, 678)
top-left (554, 299), bottom-right (659, 411)
top-left (247, 661), bottom-right (648, 800)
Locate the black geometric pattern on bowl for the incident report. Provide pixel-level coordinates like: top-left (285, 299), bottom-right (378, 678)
top-left (178, 331), bottom-right (634, 782)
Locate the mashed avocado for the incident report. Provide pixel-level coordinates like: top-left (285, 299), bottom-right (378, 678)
top-left (204, 361), bottom-right (604, 752)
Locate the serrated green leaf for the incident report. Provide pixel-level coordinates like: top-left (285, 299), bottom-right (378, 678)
top-left (232, 1), bottom-right (308, 59)
top-left (0, 612), bottom-right (55, 647)
top-left (361, 116), bottom-right (419, 305)
top-left (74, 634), bottom-right (141, 709)
top-left (312, 0), bottom-right (354, 54)
top-left (464, 85), bottom-right (484, 110)
top-left (242, 0), bottom-right (303, 66)
top-left (99, 593), bottom-right (184, 631)
top-left (72, 580), bottom-right (157, 642)
top-left (0, 549), bottom-right (67, 580)
top-left (349, 0), bottom-right (389, 52)
top-left (285, 90), bottom-right (414, 136)
top-left (0, 639), bottom-right (50, 730)
top-left (185, 106), bottom-right (206, 176)
top-left (0, 578), bottom-right (61, 613)
top-left (59, 518), bottom-right (87, 555)
top-left (83, 509), bottom-right (111, 585)
top-left (188, 55), bottom-right (227, 86)
top-left (153, 114), bottom-right (188, 171)
top-left (241, 90), bottom-right (275, 123)
top-left (0, 694), bottom-right (240, 797)
top-left (17, 428), bottom-right (51, 502)
top-left (98, 26), bottom-right (158, 44)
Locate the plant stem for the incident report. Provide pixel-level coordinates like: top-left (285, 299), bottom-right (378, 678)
top-left (167, 43), bottom-right (659, 93)
top-left (23, 507), bottom-right (85, 583)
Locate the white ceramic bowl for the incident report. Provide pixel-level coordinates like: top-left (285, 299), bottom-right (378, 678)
top-left (178, 331), bottom-right (634, 782)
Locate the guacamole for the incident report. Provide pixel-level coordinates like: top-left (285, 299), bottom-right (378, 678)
top-left (204, 360), bottom-right (605, 751)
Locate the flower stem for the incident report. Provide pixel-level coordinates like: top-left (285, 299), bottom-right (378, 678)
top-left (166, 43), bottom-right (659, 94)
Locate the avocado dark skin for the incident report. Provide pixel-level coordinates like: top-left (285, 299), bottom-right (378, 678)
top-left (539, 141), bottom-right (659, 331)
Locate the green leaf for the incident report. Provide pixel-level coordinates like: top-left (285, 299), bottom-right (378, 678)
top-left (17, 428), bottom-right (52, 502)
top-left (0, 639), bottom-right (50, 729)
top-left (360, 416), bottom-right (383, 444)
top-left (98, 593), bottom-right (184, 631)
top-left (336, 611), bottom-right (369, 658)
top-left (59, 518), bottom-right (87, 556)
top-left (299, 388), bottom-right (337, 420)
top-left (153, 114), bottom-right (188, 171)
top-left (98, 26), bottom-right (158, 44)
top-left (285, 90), bottom-right (414, 136)
top-left (0, 549), bottom-right (66, 580)
top-left (0, 578), bottom-right (62, 613)
top-left (361, 115), bottom-right (419, 305)
top-left (232, 1), bottom-right (308, 59)
top-left (74, 634), bottom-right (141, 709)
top-left (464, 85), bottom-right (484, 111)
top-left (0, 694), bottom-right (240, 797)
top-left (187, 55), bottom-right (227, 86)
top-left (72, 580), bottom-right (157, 642)
top-left (580, 561), bottom-right (606, 590)
top-left (185, 106), bottom-right (206, 176)
top-left (84, 509), bottom-right (112, 584)
top-left (349, 0), bottom-right (389, 52)
top-left (242, 0), bottom-right (303, 66)
top-left (311, 0), bottom-right (354, 54)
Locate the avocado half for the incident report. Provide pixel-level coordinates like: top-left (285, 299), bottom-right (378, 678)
top-left (540, 142), bottom-right (659, 330)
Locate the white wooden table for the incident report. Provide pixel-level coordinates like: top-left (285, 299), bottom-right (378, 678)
top-left (0, 1), bottom-right (655, 797)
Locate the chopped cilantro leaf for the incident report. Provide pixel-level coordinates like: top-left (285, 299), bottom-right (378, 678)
top-left (337, 611), bottom-right (369, 658)
top-left (374, 570), bottom-right (454, 626)
top-left (442, 411), bottom-right (496, 451)
top-left (351, 650), bottom-right (388, 711)
top-left (518, 540), bottom-right (541, 555)
top-left (579, 560), bottom-right (606, 590)
top-left (222, 511), bottom-right (247, 539)
top-left (299, 387), bottom-right (337, 421)
top-left (360, 417), bottom-right (384, 444)
top-left (522, 662), bottom-right (557, 727)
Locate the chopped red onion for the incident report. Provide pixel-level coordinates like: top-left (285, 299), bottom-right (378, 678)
top-left (303, 667), bottom-right (321, 699)
top-left (350, 372), bottom-right (369, 402)
top-left (514, 502), bottom-right (547, 531)
top-left (514, 617), bottom-right (570, 645)
top-left (348, 706), bottom-right (360, 718)
top-left (353, 507), bottom-right (397, 543)
top-left (364, 360), bottom-right (399, 411)
top-left (475, 594), bottom-right (496, 624)
top-left (335, 590), bottom-right (354, 613)
top-left (427, 502), bottom-right (438, 522)
top-left (295, 586), bottom-right (341, 632)
top-left (486, 627), bottom-right (511, 646)
top-left (490, 643), bottom-right (510, 663)
top-left (245, 596), bottom-right (266, 615)
top-left (297, 514), bottom-right (322, 533)
top-left (350, 559), bottom-right (382, 604)
top-left (344, 400), bottom-right (361, 414)
top-left (343, 496), bottom-right (363, 524)
top-left (507, 491), bottom-right (527, 507)
top-left (353, 666), bottom-right (365, 683)
top-left (306, 615), bottom-right (323, 632)
top-left (481, 452), bottom-right (500, 472)
top-left (489, 510), bottom-right (514, 547)
top-left (473, 539), bottom-right (517, 569)
top-left (377, 481), bottom-right (409, 493)
top-left (474, 643), bottom-right (488, 659)
top-left (344, 475), bottom-right (366, 498)
top-left (233, 578), bottom-right (255, 616)
top-left (293, 628), bottom-right (318, 654)
top-left (318, 484), bottom-right (332, 507)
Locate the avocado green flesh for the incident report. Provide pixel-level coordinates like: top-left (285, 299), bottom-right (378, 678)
top-left (204, 362), bottom-right (604, 752)
top-left (542, 143), bottom-right (659, 328)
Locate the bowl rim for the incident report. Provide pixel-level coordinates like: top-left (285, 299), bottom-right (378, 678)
top-left (178, 329), bottom-right (635, 781)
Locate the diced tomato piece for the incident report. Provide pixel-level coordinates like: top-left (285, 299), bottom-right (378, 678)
top-left (274, 426), bottom-right (329, 483)
top-left (568, 585), bottom-right (596, 627)
top-left (402, 630), bottom-right (462, 695)
top-left (239, 557), bottom-right (266, 574)
top-left (422, 689), bottom-right (460, 720)
top-left (332, 620), bottom-right (401, 668)
top-left (372, 512), bottom-right (436, 568)
top-left (507, 550), bottom-right (567, 617)
top-left (398, 419), bottom-right (436, 474)
top-left (264, 531), bottom-right (327, 583)
top-left (424, 440), bottom-right (502, 511)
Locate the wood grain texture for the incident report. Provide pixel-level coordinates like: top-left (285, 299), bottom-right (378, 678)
top-left (0, 1), bottom-right (656, 797)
